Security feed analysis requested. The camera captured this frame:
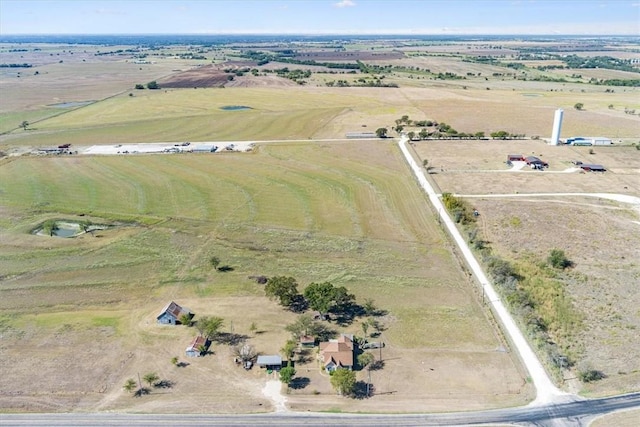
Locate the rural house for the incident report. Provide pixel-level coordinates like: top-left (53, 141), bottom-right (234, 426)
top-left (525, 156), bottom-right (549, 168)
top-left (319, 334), bottom-right (355, 372)
top-left (156, 301), bottom-right (193, 325)
top-left (185, 335), bottom-right (209, 357)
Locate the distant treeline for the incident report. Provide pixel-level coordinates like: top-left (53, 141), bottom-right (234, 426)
top-left (0, 63), bottom-right (33, 68)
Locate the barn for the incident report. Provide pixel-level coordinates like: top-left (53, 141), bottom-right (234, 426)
top-left (157, 301), bottom-right (193, 325)
top-left (579, 164), bottom-right (606, 172)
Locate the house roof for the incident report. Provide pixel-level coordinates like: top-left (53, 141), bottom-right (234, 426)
top-left (186, 335), bottom-right (207, 351)
top-left (319, 334), bottom-right (354, 368)
top-left (257, 355), bottom-right (282, 366)
top-left (580, 164), bottom-right (606, 170)
top-left (157, 301), bottom-right (191, 320)
top-left (300, 335), bottom-right (315, 344)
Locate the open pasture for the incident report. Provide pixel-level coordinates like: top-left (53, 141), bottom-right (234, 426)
top-left (2, 80), bottom-right (637, 152)
top-left (413, 139), bottom-right (640, 394)
top-left (0, 140), bottom-right (530, 412)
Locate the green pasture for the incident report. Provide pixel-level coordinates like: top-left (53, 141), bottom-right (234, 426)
top-left (2, 88), bottom-right (392, 145)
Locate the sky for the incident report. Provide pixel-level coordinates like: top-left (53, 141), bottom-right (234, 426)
top-left (0, 0), bottom-right (639, 35)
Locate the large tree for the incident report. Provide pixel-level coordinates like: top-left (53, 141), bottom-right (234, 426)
top-left (375, 127), bottom-right (388, 138)
top-left (143, 372), bottom-right (159, 388)
top-left (330, 369), bottom-right (356, 396)
top-left (196, 316), bottom-right (224, 340)
top-left (279, 366), bottom-right (296, 386)
top-left (304, 282), bottom-right (355, 318)
top-left (285, 314), bottom-right (337, 342)
top-left (303, 282), bottom-right (335, 317)
top-left (265, 276), bottom-right (300, 308)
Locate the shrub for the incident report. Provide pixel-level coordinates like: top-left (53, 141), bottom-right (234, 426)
top-left (548, 249), bottom-right (571, 269)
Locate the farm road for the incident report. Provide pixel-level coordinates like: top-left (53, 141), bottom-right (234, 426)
top-left (397, 135), bottom-right (566, 405)
top-left (455, 193), bottom-right (640, 214)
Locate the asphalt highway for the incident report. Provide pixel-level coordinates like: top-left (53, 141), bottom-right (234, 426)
top-left (2, 392), bottom-right (639, 426)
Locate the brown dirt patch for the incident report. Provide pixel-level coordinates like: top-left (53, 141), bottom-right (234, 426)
top-left (159, 65), bottom-right (232, 88)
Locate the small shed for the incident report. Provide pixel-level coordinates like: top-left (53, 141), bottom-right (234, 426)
top-left (157, 301), bottom-right (193, 325)
top-left (256, 355), bottom-right (282, 370)
top-left (507, 154), bottom-right (525, 162)
top-left (299, 335), bottom-right (315, 348)
top-left (580, 164), bottom-right (606, 172)
top-left (192, 144), bottom-right (218, 153)
top-left (185, 336), bottom-right (209, 357)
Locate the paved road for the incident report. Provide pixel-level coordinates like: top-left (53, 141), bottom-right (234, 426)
top-left (2, 392), bottom-right (639, 426)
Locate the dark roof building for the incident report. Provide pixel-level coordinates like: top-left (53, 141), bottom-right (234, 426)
top-left (580, 164), bottom-right (606, 172)
top-left (525, 156), bottom-right (548, 167)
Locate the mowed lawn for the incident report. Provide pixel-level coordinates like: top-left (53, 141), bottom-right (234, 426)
top-left (0, 141), bottom-right (529, 412)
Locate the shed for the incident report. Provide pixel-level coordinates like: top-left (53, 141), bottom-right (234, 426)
top-left (256, 355), bottom-right (282, 370)
top-left (192, 144), bottom-right (218, 153)
top-left (579, 164), bottom-right (606, 172)
top-left (185, 336), bottom-right (209, 357)
top-left (157, 301), bottom-right (193, 325)
top-left (507, 154), bottom-right (525, 162)
top-left (525, 156), bottom-right (548, 167)
top-left (299, 335), bottom-right (315, 348)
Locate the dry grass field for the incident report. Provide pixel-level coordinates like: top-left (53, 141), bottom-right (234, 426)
top-left (412, 139), bottom-right (640, 395)
top-left (0, 140), bottom-right (531, 413)
top-left (1, 36), bottom-right (639, 413)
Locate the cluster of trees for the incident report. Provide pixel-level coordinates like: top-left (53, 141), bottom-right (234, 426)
top-left (264, 277), bottom-right (358, 319)
top-left (441, 193), bottom-right (477, 225)
top-left (135, 81), bottom-right (159, 90)
top-left (123, 372), bottom-right (172, 397)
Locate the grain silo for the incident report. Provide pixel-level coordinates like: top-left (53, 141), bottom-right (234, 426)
top-left (550, 108), bottom-right (563, 145)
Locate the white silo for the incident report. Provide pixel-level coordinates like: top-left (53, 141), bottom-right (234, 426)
top-left (550, 108), bottom-right (563, 145)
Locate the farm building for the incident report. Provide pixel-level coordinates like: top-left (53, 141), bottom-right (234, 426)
top-left (157, 301), bottom-right (193, 325)
top-left (566, 137), bottom-right (612, 146)
top-left (319, 334), bottom-right (355, 372)
top-left (185, 335), bottom-right (209, 357)
top-left (525, 156), bottom-right (549, 168)
top-left (256, 355), bottom-right (282, 370)
top-left (299, 335), bottom-right (315, 348)
top-left (507, 154), bottom-right (525, 162)
top-left (579, 164), bottom-right (607, 172)
top-left (191, 144), bottom-right (218, 152)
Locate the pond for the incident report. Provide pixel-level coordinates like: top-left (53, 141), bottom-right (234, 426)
top-left (33, 220), bottom-right (109, 238)
top-left (220, 105), bottom-right (252, 111)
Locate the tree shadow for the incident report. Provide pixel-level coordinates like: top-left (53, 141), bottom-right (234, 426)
top-left (370, 360), bottom-right (385, 371)
top-left (289, 377), bottom-right (310, 390)
top-left (176, 361), bottom-right (190, 368)
top-left (353, 381), bottom-right (372, 399)
top-left (134, 387), bottom-right (150, 397)
top-left (296, 349), bottom-right (314, 364)
top-left (154, 380), bottom-right (174, 389)
top-left (215, 332), bottom-right (248, 346)
top-left (217, 265), bottom-right (234, 272)
top-left (289, 294), bottom-right (308, 313)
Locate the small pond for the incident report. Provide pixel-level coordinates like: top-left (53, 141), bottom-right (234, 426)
top-left (220, 105), bottom-right (252, 111)
top-left (33, 220), bottom-right (109, 238)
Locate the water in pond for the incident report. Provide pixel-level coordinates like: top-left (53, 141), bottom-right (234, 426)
top-left (52, 226), bottom-right (80, 237)
top-left (220, 105), bottom-right (252, 111)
